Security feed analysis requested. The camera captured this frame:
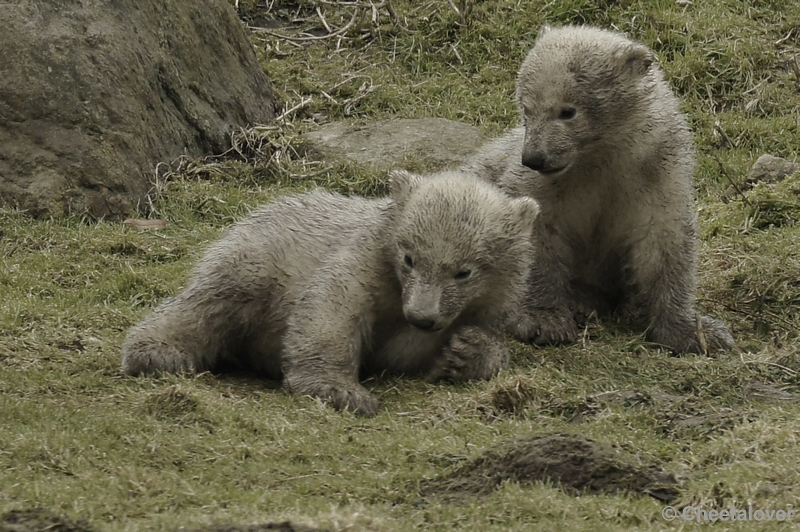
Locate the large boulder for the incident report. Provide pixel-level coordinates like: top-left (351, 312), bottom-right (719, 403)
top-left (0, 0), bottom-right (276, 219)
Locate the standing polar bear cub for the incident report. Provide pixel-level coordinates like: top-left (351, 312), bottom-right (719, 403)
top-left (122, 170), bottom-right (538, 416)
top-left (462, 25), bottom-right (734, 353)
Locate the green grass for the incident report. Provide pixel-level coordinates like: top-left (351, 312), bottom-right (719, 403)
top-left (2, 1), bottom-right (800, 530)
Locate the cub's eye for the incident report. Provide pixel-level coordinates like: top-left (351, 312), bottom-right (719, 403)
top-left (558, 107), bottom-right (576, 120)
top-left (404, 254), bottom-right (414, 268)
top-left (454, 269), bottom-right (472, 281)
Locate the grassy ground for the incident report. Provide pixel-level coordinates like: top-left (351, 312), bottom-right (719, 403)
top-left (2, 0), bottom-right (800, 530)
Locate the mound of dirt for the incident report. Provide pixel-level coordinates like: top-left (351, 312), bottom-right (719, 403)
top-left (0, 0), bottom-right (275, 219)
top-left (0, 510), bottom-right (327, 532)
top-left (0, 508), bottom-right (94, 532)
top-left (422, 432), bottom-right (679, 502)
top-left (181, 522), bottom-right (328, 532)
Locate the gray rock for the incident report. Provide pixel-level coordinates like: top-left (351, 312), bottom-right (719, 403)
top-left (0, 0), bottom-right (276, 219)
top-left (745, 154), bottom-right (800, 186)
top-left (301, 118), bottom-right (485, 171)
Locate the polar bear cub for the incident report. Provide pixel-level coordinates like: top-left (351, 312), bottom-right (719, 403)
top-left (122, 170), bottom-right (538, 415)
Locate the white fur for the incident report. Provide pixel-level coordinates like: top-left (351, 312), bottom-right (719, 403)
top-left (461, 25), bottom-right (733, 353)
top-left (121, 170), bottom-right (539, 415)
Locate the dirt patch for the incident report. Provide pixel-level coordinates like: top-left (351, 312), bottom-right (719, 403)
top-left (181, 522), bottom-right (329, 532)
top-left (421, 432), bottom-right (679, 502)
top-left (0, 508), bottom-right (94, 532)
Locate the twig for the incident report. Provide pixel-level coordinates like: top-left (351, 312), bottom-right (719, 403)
top-left (450, 43), bottom-right (463, 64)
top-left (320, 90), bottom-right (339, 105)
top-left (580, 311), bottom-right (598, 349)
top-left (695, 313), bottom-right (709, 354)
top-left (715, 301), bottom-right (796, 329)
top-left (249, 8), bottom-right (359, 42)
top-left (316, 6), bottom-right (332, 33)
top-left (713, 120), bottom-right (738, 148)
top-left (343, 83), bottom-right (380, 115)
top-left (713, 154), bottom-right (753, 208)
top-left (775, 28), bottom-right (796, 45)
top-left (742, 359), bottom-right (798, 376)
top-left (317, 0), bottom-right (392, 8)
top-left (329, 74), bottom-right (374, 93)
top-left (275, 96), bottom-right (313, 121)
top-left (384, 0), bottom-right (399, 24)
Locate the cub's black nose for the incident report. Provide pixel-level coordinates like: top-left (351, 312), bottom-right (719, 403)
top-left (522, 152), bottom-right (547, 171)
top-left (408, 316), bottom-right (435, 330)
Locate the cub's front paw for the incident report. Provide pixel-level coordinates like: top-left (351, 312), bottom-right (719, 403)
top-left (426, 326), bottom-right (510, 383)
top-left (287, 379), bottom-right (379, 416)
top-left (505, 307), bottom-right (579, 345)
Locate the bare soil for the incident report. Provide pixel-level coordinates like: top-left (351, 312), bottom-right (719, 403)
top-left (0, 509), bottom-right (327, 532)
top-left (421, 432), bottom-right (680, 502)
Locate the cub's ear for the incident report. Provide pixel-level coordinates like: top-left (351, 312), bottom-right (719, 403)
top-left (509, 196), bottom-right (540, 236)
top-left (614, 42), bottom-right (655, 79)
top-left (537, 24), bottom-right (553, 39)
top-left (388, 169), bottom-right (424, 205)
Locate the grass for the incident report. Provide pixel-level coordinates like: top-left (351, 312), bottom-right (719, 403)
top-left (2, 0), bottom-right (800, 530)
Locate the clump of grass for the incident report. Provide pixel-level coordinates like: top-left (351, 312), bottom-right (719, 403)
top-left (141, 384), bottom-right (204, 425)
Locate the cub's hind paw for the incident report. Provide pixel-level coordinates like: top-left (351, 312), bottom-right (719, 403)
top-left (699, 315), bottom-right (735, 351)
top-left (121, 340), bottom-right (197, 376)
top-left (649, 313), bottom-right (735, 354)
top-left (426, 326), bottom-right (509, 383)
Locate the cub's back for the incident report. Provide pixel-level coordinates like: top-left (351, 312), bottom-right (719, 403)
top-left (192, 189), bottom-right (387, 305)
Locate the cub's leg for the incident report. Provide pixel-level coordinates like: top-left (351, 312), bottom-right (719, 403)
top-left (507, 229), bottom-right (579, 345)
top-left (629, 226), bottom-right (734, 353)
top-left (426, 326), bottom-right (510, 383)
top-left (282, 266), bottom-right (381, 416)
top-left (122, 287), bottom-right (241, 375)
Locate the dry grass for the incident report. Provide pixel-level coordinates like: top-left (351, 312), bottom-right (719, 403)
top-left (2, 0), bottom-right (800, 530)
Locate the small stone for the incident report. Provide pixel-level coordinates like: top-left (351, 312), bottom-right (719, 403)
top-left (301, 118), bottom-right (486, 171)
top-left (745, 154), bottom-right (800, 186)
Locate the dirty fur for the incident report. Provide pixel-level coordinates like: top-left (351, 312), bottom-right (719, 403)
top-left (121, 170), bottom-right (538, 415)
top-left (461, 25), bottom-right (734, 353)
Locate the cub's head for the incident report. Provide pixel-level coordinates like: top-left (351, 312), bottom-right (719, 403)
top-left (516, 25), bottom-right (658, 175)
top-left (388, 169), bottom-right (538, 332)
